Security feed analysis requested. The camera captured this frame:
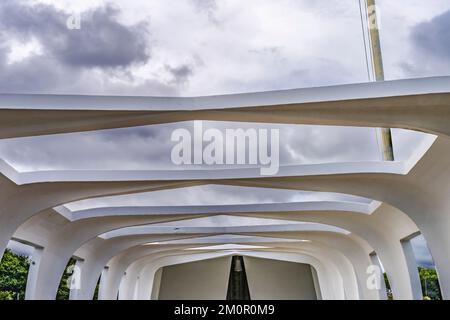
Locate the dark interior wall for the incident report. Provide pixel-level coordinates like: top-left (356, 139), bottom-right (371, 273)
top-left (243, 256), bottom-right (317, 300)
top-left (158, 256), bottom-right (231, 300)
top-left (157, 256), bottom-right (317, 300)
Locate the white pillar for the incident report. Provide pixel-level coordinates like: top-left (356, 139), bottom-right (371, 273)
top-left (118, 262), bottom-right (143, 300)
top-left (415, 212), bottom-right (450, 299)
top-left (75, 258), bottom-right (103, 300)
top-left (376, 242), bottom-right (417, 299)
top-left (400, 238), bottom-right (423, 300)
top-left (25, 247), bottom-right (43, 300)
top-left (310, 265), bottom-right (322, 300)
top-left (117, 272), bottom-right (127, 300)
top-left (69, 259), bottom-right (85, 300)
top-left (137, 266), bottom-right (157, 300)
top-left (98, 267), bottom-right (109, 300)
top-left (151, 268), bottom-right (163, 300)
top-left (101, 266), bottom-right (126, 300)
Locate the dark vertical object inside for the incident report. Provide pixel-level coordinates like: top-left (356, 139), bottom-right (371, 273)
top-left (226, 255), bottom-right (251, 300)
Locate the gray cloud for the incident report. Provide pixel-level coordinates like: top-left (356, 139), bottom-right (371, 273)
top-left (412, 9), bottom-right (450, 61)
top-left (166, 64), bottom-right (194, 85)
top-left (192, 0), bottom-right (218, 12)
top-left (0, 121), bottom-right (382, 171)
top-left (0, 54), bottom-right (76, 93)
top-left (411, 235), bottom-right (435, 268)
top-left (191, 0), bottom-right (219, 23)
top-left (0, 123), bottom-right (177, 171)
top-left (0, 1), bottom-right (442, 269)
top-left (0, 1), bottom-right (150, 68)
top-left (400, 8), bottom-right (450, 77)
top-left (0, 0), bottom-right (178, 95)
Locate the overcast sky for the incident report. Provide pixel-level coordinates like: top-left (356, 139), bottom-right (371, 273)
top-left (1, 0), bottom-right (447, 266)
top-left (0, 0), bottom-right (447, 172)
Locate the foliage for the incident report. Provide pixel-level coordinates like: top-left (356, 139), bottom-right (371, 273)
top-left (419, 267), bottom-right (441, 300)
top-left (0, 251), bottom-right (96, 300)
top-left (0, 249), bottom-right (30, 300)
top-left (0, 248), bottom-right (444, 301)
top-left (93, 276), bottom-right (100, 300)
top-left (383, 273), bottom-right (393, 300)
top-left (384, 268), bottom-right (442, 300)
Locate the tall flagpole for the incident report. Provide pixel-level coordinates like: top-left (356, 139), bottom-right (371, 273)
top-left (365, 0), bottom-right (394, 161)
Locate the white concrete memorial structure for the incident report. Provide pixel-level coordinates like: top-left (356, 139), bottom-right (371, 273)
top-left (0, 76), bottom-right (449, 300)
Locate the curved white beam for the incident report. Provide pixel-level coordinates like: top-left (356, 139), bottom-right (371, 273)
top-left (133, 251), bottom-right (330, 300)
top-left (120, 232), bottom-right (373, 300)
top-left (13, 197), bottom-right (418, 299)
top-left (68, 229), bottom-right (363, 300)
top-left (0, 131), bottom-right (434, 184)
top-left (62, 200), bottom-right (378, 221)
top-left (0, 76), bottom-right (448, 301)
top-left (103, 244), bottom-right (349, 300)
top-left (100, 223), bottom-right (350, 239)
top-left (0, 76), bottom-right (449, 138)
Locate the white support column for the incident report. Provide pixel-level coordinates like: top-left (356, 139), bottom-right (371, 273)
top-left (414, 210), bottom-right (450, 299)
top-left (151, 268), bottom-right (163, 300)
top-left (69, 259), bottom-right (85, 300)
top-left (101, 265), bottom-right (128, 300)
top-left (117, 272), bottom-right (127, 300)
top-left (25, 247), bottom-right (43, 300)
top-left (98, 267), bottom-right (109, 300)
top-left (137, 266), bottom-right (157, 300)
top-left (310, 265), bottom-right (322, 300)
top-left (118, 262), bottom-right (143, 300)
top-left (400, 238), bottom-right (423, 300)
top-left (76, 258), bottom-right (108, 300)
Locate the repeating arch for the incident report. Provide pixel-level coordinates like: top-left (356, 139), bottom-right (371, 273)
top-left (1, 76), bottom-right (449, 300)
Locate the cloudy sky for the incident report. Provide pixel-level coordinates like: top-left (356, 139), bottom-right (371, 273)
top-left (0, 0), bottom-right (448, 172)
top-left (1, 0), bottom-right (448, 266)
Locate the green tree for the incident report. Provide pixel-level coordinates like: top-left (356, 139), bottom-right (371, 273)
top-left (419, 267), bottom-right (441, 300)
top-left (0, 249), bottom-right (30, 300)
top-left (383, 273), bottom-right (393, 300)
top-left (93, 276), bottom-right (100, 300)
